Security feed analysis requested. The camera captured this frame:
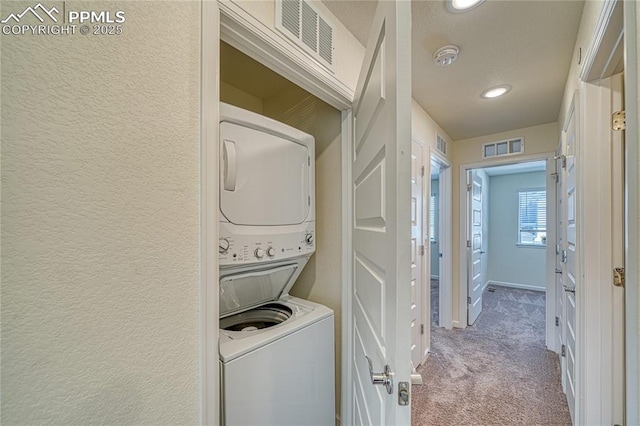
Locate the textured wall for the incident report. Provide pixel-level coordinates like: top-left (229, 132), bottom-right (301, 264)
top-left (1, 2), bottom-right (201, 424)
top-left (487, 172), bottom-right (547, 290)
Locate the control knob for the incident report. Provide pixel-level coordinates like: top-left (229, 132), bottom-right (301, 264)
top-left (219, 238), bottom-right (230, 254)
top-left (304, 233), bottom-right (314, 245)
top-left (254, 248), bottom-right (265, 259)
top-left (267, 247), bottom-right (276, 257)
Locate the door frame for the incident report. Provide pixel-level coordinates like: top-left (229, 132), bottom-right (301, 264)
top-left (205, 2), bottom-right (357, 425)
top-left (429, 150), bottom-right (453, 331)
top-left (623, 1), bottom-right (639, 423)
top-left (456, 153), bottom-right (557, 348)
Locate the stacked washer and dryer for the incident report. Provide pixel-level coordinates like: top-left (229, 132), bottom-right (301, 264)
top-left (218, 103), bottom-right (335, 425)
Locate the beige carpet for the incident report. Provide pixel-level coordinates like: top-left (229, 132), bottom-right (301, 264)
top-left (412, 285), bottom-right (571, 426)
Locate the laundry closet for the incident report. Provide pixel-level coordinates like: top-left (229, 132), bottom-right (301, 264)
top-left (219, 40), bottom-right (344, 419)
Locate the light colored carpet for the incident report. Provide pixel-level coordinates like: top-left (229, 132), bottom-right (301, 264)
top-left (412, 285), bottom-right (571, 426)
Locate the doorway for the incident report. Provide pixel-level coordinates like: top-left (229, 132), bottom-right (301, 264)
top-left (428, 153), bottom-right (453, 332)
top-left (460, 157), bottom-right (553, 331)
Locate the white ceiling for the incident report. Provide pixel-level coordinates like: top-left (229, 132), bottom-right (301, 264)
top-left (483, 160), bottom-right (546, 176)
top-left (321, 0), bottom-right (584, 141)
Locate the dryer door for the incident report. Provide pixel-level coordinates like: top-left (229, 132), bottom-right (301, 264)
top-left (220, 121), bottom-right (310, 226)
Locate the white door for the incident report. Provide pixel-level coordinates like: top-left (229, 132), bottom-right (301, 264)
top-left (410, 140), bottom-right (425, 369)
top-left (467, 171), bottom-right (484, 325)
top-left (561, 93), bottom-right (578, 423)
top-left (554, 149), bottom-right (566, 390)
top-left (350, 0), bottom-right (412, 424)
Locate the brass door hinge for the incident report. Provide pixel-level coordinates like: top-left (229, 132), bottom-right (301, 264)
top-left (612, 110), bottom-right (626, 131)
top-left (613, 267), bottom-right (625, 287)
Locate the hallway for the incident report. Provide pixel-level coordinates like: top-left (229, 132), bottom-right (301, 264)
top-left (413, 286), bottom-right (570, 425)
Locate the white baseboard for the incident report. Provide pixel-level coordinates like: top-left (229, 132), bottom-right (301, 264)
top-left (481, 280), bottom-right (490, 292)
top-left (487, 280), bottom-right (545, 292)
top-left (430, 275), bottom-right (440, 280)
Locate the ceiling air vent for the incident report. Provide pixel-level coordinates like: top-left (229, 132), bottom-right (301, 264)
top-left (436, 133), bottom-right (447, 155)
top-left (276, 0), bottom-right (334, 69)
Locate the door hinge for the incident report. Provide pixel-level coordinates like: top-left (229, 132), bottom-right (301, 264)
top-left (550, 172), bottom-right (559, 183)
top-left (466, 240), bottom-right (471, 248)
top-left (308, 195), bottom-right (311, 206)
top-left (555, 154), bottom-right (567, 169)
top-left (308, 156), bottom-right (311, 166)
top-left (420, 324), bottom-right (424, 335)
top-left (613, 267), bottom-right (625, 287)
top-left (419, 245), bottom-right (425, 256)
top-left (561, 344), bottom-right (566, 357)
top-left (612, 110), bottom-right (626, 131)
top-left (421, 165), bottom-right (425, 177)
top-left (467, 296), bottom-right (471, 305)
top-left (555, 316), bottom-right (559, 326)
top-left (467, 184), bottom-right (472, 191)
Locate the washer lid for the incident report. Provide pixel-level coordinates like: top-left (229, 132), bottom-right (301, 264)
top-left (219, 257), bottom-right (308, 318)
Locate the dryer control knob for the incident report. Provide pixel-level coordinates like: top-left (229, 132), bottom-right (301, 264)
top-left (219, 238), bottom-right (230, 254)
top-left (266, 247), bottom-right (276, 257)
top-left (254, 248), bottom-right (265, 259)
top-left (305, 233), bottom-right (314, 245)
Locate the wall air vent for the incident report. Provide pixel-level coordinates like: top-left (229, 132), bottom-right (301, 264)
top-left (482, 137), bottom-right (524, 159)
top-left (276, 0), bottom-right (334, 69)
top-left (436, 133), bottom-right (447, 155)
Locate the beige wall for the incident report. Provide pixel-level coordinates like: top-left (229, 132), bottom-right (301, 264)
top-left (221, 81), bottom-right (263, 113)
top-left (412, 100), bottom-right (453, 163)
top-left (451, 122), bottom-right (558, 324)
top-left (1, 1), bottom-right (201, 424)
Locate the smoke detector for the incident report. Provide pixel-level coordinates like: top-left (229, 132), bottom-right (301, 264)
top-left (433, 45), bottom-right (459, 67)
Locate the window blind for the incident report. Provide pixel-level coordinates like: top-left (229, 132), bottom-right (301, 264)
top-left (518, 189), bottom-right (546, 245)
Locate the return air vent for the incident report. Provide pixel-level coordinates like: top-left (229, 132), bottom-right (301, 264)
top-left (482, 137), bottom-right (524, 159)
top-left (436, 133), bottom-right (447, 155)
top-left (277, 0), bottom-right (334, 69)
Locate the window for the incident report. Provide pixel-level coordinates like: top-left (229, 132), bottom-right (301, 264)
top-left (518, 189), bottom-right (546, 246)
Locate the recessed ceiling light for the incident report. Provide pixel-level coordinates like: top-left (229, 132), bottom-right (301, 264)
top-left (447, 0), bottom-right (485, 13)
top-left (481, 85), bottom-right (512, 99)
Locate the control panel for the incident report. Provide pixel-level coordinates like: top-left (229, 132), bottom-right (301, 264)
top-left (218, 223), bottom-right (315, 266)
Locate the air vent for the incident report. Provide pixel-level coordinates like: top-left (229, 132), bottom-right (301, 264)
top-left (436, 133), bottom-right (447, 155)
top-left (276, 0), bottom-right (334, 69)
top-left (482, 137), bottom-right (524, 158)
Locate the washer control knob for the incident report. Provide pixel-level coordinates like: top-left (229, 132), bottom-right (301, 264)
top-left (305, 233), bottom-right (314, 245)
top-left (254, 248), bottom-right (264, 259)
top-left (219, 238), bottom-right (230, 254)
top-left (267, 247), bottom-right (276, 257)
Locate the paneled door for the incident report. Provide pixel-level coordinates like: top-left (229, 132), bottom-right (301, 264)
top-left (554, 146), bottom-right (566, 392)
top-left (350, 0), bottom-right (412, 424)
top-left (410, 140), bottom-right (425, 369)
top-left (467, 171), bottom-right (484, 325)
top-left (561, 92), bottom-right (578, 423)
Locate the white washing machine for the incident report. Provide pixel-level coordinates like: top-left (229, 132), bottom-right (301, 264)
top-left (218, 103), bottom-right (335, 425)
top-left (219, 260), bottom-right (335, 426)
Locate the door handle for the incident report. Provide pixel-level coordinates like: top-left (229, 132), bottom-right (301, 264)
top-left (555, 269), bottom-right (562, 274)
top-left (480, 251), bottom-right (486, 254)
top-left (366, 356), bottom-right (393, 394)
top-left (561, 250), bottom-right (568, 264)
top-left (223, 140), bottom-right (237, 191)
top-left (563, 285), bottom-right (575, 293)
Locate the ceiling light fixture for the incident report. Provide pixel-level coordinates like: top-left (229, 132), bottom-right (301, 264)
top-left (447, 0), bottom-right (485, 13)
top-left (433, 45), bottom-right (460, 67)
top-left (481, 85), bottom-right (512, 99)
